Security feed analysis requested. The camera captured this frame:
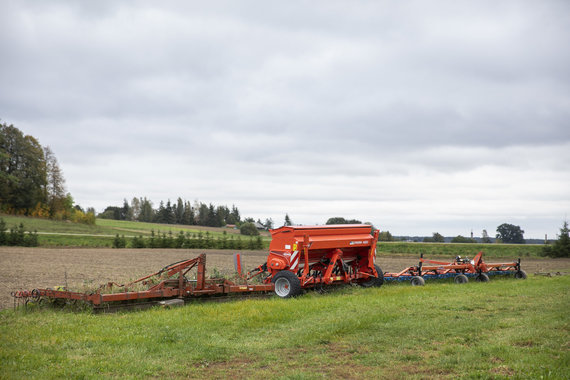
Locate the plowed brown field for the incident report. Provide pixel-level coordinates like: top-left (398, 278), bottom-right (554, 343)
top-left (1, 247), bottom-right (568, 310)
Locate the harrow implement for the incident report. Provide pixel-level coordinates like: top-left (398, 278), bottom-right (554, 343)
top-left (12, 254), bottom-right (274, 310)
top-left (383, 251), bottom-right (526, 285)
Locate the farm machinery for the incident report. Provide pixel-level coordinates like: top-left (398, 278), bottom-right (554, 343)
top-left (383, 252), bottom-right (526, 286)
top-left (11, 224), bottom-right (525, 311)
top-left (12, 225), bottom-right (383, 310)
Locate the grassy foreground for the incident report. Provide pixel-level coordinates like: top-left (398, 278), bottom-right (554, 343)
top-left (1, 276), bottom-right (568, 379)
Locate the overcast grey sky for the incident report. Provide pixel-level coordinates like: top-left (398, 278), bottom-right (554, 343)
top-left (1, 1), bottom-right (569, 238)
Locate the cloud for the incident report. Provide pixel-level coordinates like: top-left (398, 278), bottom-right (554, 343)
top-left (1, 1), bottom-right (569, 237)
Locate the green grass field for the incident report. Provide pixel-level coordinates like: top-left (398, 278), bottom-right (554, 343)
top-left (0, 214), bottom-right (249, 238)
top-left (0, 215), bottom-right (271, 248)
top-left (1, 276), bottom-right (568, 379)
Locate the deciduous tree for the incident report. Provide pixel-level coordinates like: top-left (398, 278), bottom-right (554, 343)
top-left (379, 231), bottom-right (393, 241)
top-left (0, 123), bottom-right (47, 211)
top-left (496, 223), bottom-right (525, 244)
top-left (44, 146), bottom-right (66, 216)
top-left (326, 217), bottom-right (362, 225)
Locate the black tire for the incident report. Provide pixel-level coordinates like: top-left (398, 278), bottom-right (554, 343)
top-left (454, 274), bottom-right (469, 284)
top-left (360, 265), bottom-right (384, 288)
top-left (475, 273), bottom-right (490, 282)
top-left (410, 276), bottom-right (425, 286)
top-left (514, 270), bottom-right (527, 280)
top-left (271, 271), bottom-right (301, 298)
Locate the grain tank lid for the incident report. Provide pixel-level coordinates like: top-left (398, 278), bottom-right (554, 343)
top-left (269, 224), bottom-right (373, 239)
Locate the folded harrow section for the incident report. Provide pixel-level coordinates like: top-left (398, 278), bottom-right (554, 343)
top-left (383, 252), bottom-right (526, 285)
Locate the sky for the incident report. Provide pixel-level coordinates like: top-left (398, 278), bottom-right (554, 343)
top-left (1, 1), bottom-right (569, 238)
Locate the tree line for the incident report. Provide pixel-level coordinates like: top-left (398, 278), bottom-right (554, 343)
top-left (100, 199), bottom-right (287, 234)
top-left (375, 223), bottom-right (528, 244)
top-left (0, 123), bottom-right (94, 224)
top-left (99, 198), bottom-right (243, 227)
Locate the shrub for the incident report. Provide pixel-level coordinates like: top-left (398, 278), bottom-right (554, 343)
top-left (255, 235), bottom-right (263, 249)
top-left (0, 219), bottom-right (39, 247)
top-left (240, 222), bottom-right (259, 236)
top-left (112, 234), bottom-right (127, 248)
top-left (0, 218), bottom-right (6, 245)
top-left (175, 231), bottom-right (185, 248)
top-left (24, 230), bottom-right (38, 247)
top-left (451, 235), bottom-right (476, 243)
top-left (131, 235), bottom-right (146, 248)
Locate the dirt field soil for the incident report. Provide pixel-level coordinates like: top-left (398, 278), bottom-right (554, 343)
top-left (1, 247), bottom-right (568, 310)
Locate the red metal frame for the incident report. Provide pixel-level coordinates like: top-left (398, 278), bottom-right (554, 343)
top-left (383, 252), bottom-right (521, 281)
top-left (12, 227), bottom-right (524, 309)
top-left (13, 225), bottom-right (383, 307)
top-left (265, 225), bottom-right (380, 288)
top-left (12, 254), bottom-right (274, 307)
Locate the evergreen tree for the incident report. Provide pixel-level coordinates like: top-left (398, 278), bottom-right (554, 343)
top-left (197, 202), bottom-right (209, 225)
top-left (543, 221), bottom-right (570, 257)
top-left (216, 205), bottom-right (229, 226)
top-left (284, 214), bottom-right (292, 226)
top-left (165, 200), bottom-right (176, 224)
top-left (207, 203), bottom-right (217, 227)
top-left (182, 201), bottom-right (194, 225)
top-left (155, 201), bottom-right (166, 223)
top-left (228, 204), bottom-right (240, 224)
top-left (175, 198), bottom-right (184, 224)
top-left (481, 229), bottom-right (492, 243)
top-left (121, 199), bottom-right (131, 220)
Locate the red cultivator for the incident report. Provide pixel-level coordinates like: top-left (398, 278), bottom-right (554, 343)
top-left (11, 225), bottom-right (526, 311)
top-left (383, 252), bottom-right (526, 285)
